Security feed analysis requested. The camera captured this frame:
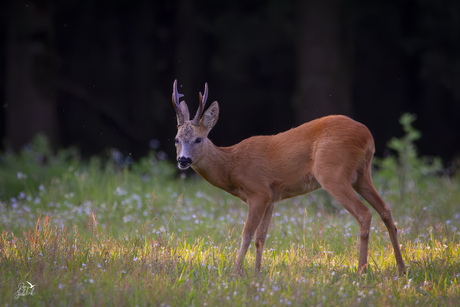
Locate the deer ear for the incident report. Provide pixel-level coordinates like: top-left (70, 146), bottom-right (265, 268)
top-left (200, 101), bottom-right (219, 131)
top-left (179, 101), bottom-right (190, 122)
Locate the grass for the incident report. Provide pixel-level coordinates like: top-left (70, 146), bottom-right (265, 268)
top-left (1, 123), bottom-right (460, 306)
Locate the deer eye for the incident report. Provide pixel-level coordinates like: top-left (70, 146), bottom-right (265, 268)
top-left (195, 138), bottom-right (202, 144)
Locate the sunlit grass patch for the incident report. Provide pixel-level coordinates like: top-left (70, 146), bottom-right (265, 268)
top-left (2, 204), bottom-right (460, 306)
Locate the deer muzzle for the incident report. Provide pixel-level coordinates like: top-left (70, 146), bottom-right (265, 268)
top-left (177, 156), bottom-right (193, 170)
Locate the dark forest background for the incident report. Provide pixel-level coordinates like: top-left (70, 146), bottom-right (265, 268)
top-left (1, 0), bottom-right (460, 164)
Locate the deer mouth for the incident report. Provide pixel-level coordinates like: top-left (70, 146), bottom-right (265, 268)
top-left (178, 162), bottom-right (191, 170)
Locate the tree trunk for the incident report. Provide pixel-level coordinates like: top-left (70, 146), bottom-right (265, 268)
top-left (6, 0), bottom-right (58, 151)
top-left (295, 0), bottom-right (352, 124)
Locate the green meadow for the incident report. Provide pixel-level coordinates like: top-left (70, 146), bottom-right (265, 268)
top-left (1, 115), bottom-right (460, 306)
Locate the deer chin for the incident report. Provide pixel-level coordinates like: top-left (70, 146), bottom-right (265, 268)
top-left (178, 162), bottom-right (191, 170)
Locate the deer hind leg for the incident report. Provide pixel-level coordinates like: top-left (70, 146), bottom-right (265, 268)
top-left (254, 202), bottom-right (275, 272)
top-left (316, 171), bottom-right (373, 274)
top-left (354, 171), bottom-right (406, 274)
top-left (233, 197), bottom-right (268, 276)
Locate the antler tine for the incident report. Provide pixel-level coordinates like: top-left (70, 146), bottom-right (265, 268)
top-left (193, 82), bottom-right (209, 125)
top-left (202, 82), bottom-right (208, 107)
top-left (172, 79), bottom-right (185, 125)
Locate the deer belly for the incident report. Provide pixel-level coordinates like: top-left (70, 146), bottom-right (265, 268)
top-left (278, 177), bottom-right (321, 201)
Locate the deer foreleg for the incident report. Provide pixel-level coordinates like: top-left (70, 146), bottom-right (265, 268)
top-left (254, 202), bottom-right (275, 272)
top-left (233, 198), bottom-right (267, 276)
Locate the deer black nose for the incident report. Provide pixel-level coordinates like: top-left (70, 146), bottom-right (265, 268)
top-left (178, 157), bottom-right (192, 164)
top-left (178, 157), bottom-right (192, 169)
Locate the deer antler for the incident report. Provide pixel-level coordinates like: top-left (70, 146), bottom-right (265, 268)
top-left (193, 82), bottom-right (208, 125)
top-left (172, 79), bottom-right (185, 125)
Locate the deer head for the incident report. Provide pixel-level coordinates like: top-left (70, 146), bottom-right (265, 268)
top-left (172, 80), bottom-right (219, 170)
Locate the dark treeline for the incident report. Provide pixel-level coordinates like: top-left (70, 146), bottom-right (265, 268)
top-left (1, 0), bottom-right (459, 163)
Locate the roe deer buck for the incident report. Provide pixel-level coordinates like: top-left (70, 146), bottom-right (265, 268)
top-left (171, 79), bottom-right (406, 275)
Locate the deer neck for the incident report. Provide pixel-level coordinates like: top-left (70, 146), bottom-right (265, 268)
top-left (191, 140), bottom-right (233, 192)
